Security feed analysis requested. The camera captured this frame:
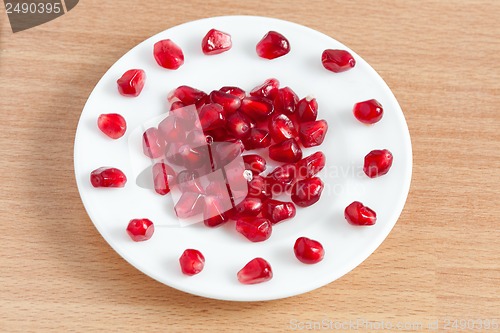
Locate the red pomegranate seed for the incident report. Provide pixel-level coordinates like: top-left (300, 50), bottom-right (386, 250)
top-left (236, 217), bottom-right (272, 242)
top-left (226, 111), bottom-right (253, 139)
top-left (179, 249), bottom-right (205, 275)
top-left (202, 29), bottom-right (232, 55)
top-left (233, 197), bottom-right (263, 217)
top-left (142, 128), bottom-right (165, 159)
top-left (199, 103), bottom-right (225, 131)
top-left (204, 128), bottom-right (235, 142)
top-left (296, 96), bottom-right (318, 122)
top-left (296, 151), bottom-right (326, 179)
top-left (212, 140), bottom-right (244, 167)
top-left (174, 191), bottom-right (205, 219)
top-left (250, 78), bottom-right (280, 99)
top-left (152, 162), bottom-right (176, 195)
top-left (210, 90), bottom-right (241, 114)
top-left (321, 49), bottom-right (356, 73)
top-left (237, 257), bottom-right (273, 284)
top-left (353, 99), bottom-right (384, 124)
top-left (219, 86), bottom-right (246, 99)
top-left (158, 116), bottom-right (186, 143)
top-left (247, 175), bottom-right (272, 200)
top-left (164, 142), bottom-right (184, 166)
top-left (117, 69), bottom-right (146, 97)
top-left (126, 218), bottom-right (154, 242)
top-left (363, 149), bottom-right (393, 178)
top-left (203, 195), bottom-right (229, 227)
top-left (240, 96), bottom-right (274, 121)
top-left (256, 31), bottom-right (290, 60)
top-left (170, 101), bottom-right (185, 111)
top-left (291, 177), bottom-right (324, 207)
top-left (168, 85), bottom-right (207, 105)
top-left (185, 130), bottom-right (207, 147)
top-left (299, 119), bottom-right (328, 148)
top-left (90, 167), bottom-right (127, 188)
top-left (262, 199), bottom-right (296, 224)
top-left (153, 39), bottom-right (184, 70)
top-left (273, 87), bottom-right (299, 115)
top-left (243, 154), bottom-right (266, 175)
top-left (269, 138), bottom-right (302, 163)
top-left (243, 128), bottom-right (271, 150)
top-left (266, 163), bottom-right (296, 195)
top-left (268, 113), bottom-right (298, 143)
top-left (97, 113), bottom-right (126, 139)
top-left (294, 237), bottom-right (325, 264)
top-left (178, 144), bottom-right (208, 170)
top-left (344, 201), bottom-right (377, 226)
top-left (176, 169), bottom-right (204, 194)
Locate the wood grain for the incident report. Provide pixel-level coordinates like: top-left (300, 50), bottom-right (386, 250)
top-left (0, 0), bottom-right (499, 331)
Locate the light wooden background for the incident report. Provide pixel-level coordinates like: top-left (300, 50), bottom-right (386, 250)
top-left (1, 1), bottom-right (499, 332)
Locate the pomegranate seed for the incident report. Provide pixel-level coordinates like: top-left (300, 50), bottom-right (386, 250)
top-left (203, 195), bottom-right (229, 227)
top-left (269, 138), bottom-right (302, 163)
top-left (296, 96), bottom-right (318, 122)
top-left (164, 142), bottom-right (184, 166)
top-left (210, 90), bottom-right (241, 114)
top-left (170, 101), bottom-right (185, 111)
top-left (243, 128), bottom-right (271, 150)
top-left (236, 217), bottom-right (272, 242)
top-left (142, 128), bottom-right (165, 159)
top-left (199, 103), bottom-right (225, 131)
top-left (174, 191), bottom-right (205, 219)
top-left (237, 258), bottom-right (273, 284)
top-left (296, 151), bottom-right (326, 179)
top-left (353, 99), bottom-right (384, 124)
top-left (204, 128), bottom-right (234, 142)
top-left (262, 199), bottom-right (296, 224)
top-left (97, 113), bottom-right (126, 139)
top-left (179, 249), bottom-right (205, 275)
top-left (152, 162), bottom-right (176, 195)
top-left (266, 163), bottom-right (296, 195)
top-left (176, 170), bottom-right (204, 194)
top-left (363, 149), bottom-right (393, 178)
top-left (233, 197), bottom-right (263, 217)
top-left (291, 177), bottom-right (324, 207)
top-left (168, 85), bottom-right (207, 105)
top-left (212, 140), bottom-right (244, 167)
top-left (243, 154), bottom-right (266, 175)
top-left (90, 167), bottom-right (127, 188)
top-left (201, 28), bottom-right (232, 55)
top-left (185, 130), bottom-right (208, 147)
top-left (153, 39), bottom-right (184, 70)
top-left (250, 78), bottom-right (280, 99)
top-left (226, 111), bottom-right (253, 139)
top-left (256, 31), bottom-right (290, 60)
top-left (158, 116), bottom-right (186, 143)
top-left (299, 119), bottom-right (328, 148)
top-left (177, 144), bottom-right (208, 170)
top-left (273, 87), bottom-right (299, 115)
top-left (219, 86), bottom-right (246, 99)
top-left (126, 219), bottom-right (154, 242)
top-left (240, 96), bottom-right (274, 121)
top-left (247, 175), bottom-right (272, 200)
top-left (321, 49), bottom-right (356, 73)
top-left (344, 201), bottom-right (377, 226)
top-left (116, 69), bottom-right (146, 97)
top-left (268, 113), bottom-right (298, 143)
top-left (294, 237), bottom-right (325, 264)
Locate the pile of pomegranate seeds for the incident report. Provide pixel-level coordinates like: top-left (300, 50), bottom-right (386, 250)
top-left (179, 249), bottom-right (205, 275)
top-left (89, 27), bottom-right (399, 285)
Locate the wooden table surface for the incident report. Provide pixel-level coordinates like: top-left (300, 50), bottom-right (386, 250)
top-left (1, 1), bottom-right (499, 332)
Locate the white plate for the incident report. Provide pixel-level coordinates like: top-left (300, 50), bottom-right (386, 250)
top-left (74, 16), bottom-right (412, 301)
